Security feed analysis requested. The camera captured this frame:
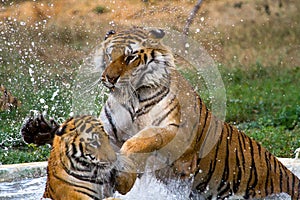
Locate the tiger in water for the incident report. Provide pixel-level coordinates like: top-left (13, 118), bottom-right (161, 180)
top-left (22, 115), bottom-right (135, 199)
top-left (0, 84), bottom-right (21, 111)
top-left (21, 27), bottom-right (300, 199)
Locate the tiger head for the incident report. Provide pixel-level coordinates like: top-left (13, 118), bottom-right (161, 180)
top-left (55, 115), bottom-right (117, 173)
top-left (100, 28), bottom-right (175, 103)
top-left (101, 48), bottom-right (174, 91)
top-left (95, 27), bottom-right (168, 71)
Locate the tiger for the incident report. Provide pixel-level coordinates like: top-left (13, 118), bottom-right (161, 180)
top-left (23, 115), bottom-right (136, 199)
top-left (99, 28), bottom-right (300, 199)
top-left (0, 84), bottom-right (21, 111)
top-left (21, 27), bottom-right (300, 199)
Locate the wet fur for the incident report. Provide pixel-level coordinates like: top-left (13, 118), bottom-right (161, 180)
top-left (44, 115), bottom-right (136, 199)
top-left (100, 28), bottom-right (300, 199)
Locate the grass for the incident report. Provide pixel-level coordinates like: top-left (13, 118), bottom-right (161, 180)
top-left (0, 0), bottom-right (299, 164)
top-left (222, 65), bottom-right (300, 158)
top-left (1, 60), bottom-right (299, 164)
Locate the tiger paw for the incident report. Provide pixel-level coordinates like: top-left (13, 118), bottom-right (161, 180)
top-left (120, 135), bottom-right (162, 156)
top-left (21, 114), bottom-right (59, 145)
top-left (120, 139), bottom-right (137, 156)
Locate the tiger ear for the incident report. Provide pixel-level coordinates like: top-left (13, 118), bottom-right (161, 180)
top-left (56, 117), bottom-right (75, 136)
top-left (148, 28), bottom-right (165, 39)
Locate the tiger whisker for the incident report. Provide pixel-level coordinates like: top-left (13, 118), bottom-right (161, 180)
top-left (76, 78), bottom-right (102, 97)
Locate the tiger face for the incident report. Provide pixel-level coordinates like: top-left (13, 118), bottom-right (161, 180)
top-left (102, 49), bottom-right (173, 90)
top-left (95, 27), bottom-right (167, 71)
top-left (45, 115), bottom-right (136, 199)
top-left (56, 115), bottom-right (117, 173)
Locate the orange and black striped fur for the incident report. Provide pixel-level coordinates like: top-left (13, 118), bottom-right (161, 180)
top-left (44, 115), bottom-right (136, 200)
top-left (0, 84), bottom-right (21, 111)
top-left (100, 28), bottom-right (300, 199)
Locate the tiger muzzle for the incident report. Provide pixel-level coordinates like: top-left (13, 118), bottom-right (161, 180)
top-left (101, 74), bottom-right (120, 91)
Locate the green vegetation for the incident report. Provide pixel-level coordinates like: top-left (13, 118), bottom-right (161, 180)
top-left (0, 59), bottom-right (74, 164)
top-left (222, 65), bottom-right (300, 157)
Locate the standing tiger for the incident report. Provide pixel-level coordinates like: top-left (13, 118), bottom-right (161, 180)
top-left (0, 84), bottom-right (21, 111)
top-left (22, 115), bottom-right (136, 199)
top-left (100, 28), bottom-right (300, 199)
top-left (21, 27), bottom-right (300, 199)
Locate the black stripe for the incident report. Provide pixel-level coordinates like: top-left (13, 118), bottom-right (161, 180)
top-left (240, 130), bottom-right (246, 150)
top-left (292, 173), bottom-right (295, 199)
top-left (136, 87), bottom-right (169, 117)
top-left (218, 125), bottom-right (234, 198)
top-left (53, 172), bottom-right (99, 194)
top-left (169, 123), bottom-right (180, 128)
top-left (143, 53), bottom-right (148, 64)
top-left (268, 152), bottom-right (274, 195)
top-left (228, 124), bottom-right (233, 145)
top-left (285, 166), bottom-right (290, 193)
top-left (279, 161), bottom-right (283, 192)
top-left (138, 86), bottom-right (169, 102)
top-left (196, 125), bottom-right (223, 192)
top-left (74, 189), bottom-right (102, 200)
top-left (151, 49), bottom-right (155, 58)
top-left (75, 119), bottom-right (84, 128)
top-left (71, 143), bottom-right (77, 157)
top-left (218, 184), bottom-right (231, 199)
top-left (80, 123), bottom-right (86, 133)
top-left (153, 102), bottom-right (179, 126)
top-left (104, 105), bottom-right (118, 141)
top-left (86, 126), bottom-right (93, 133)
top-left (195, 97), bottom-right (204, 143)
top-left (196, 106), bottom-right (209, 143)
top-left (48, 183), bottom-right (55, 199)
top-left (217, 125), bottom-right (229, 192)
top-left (79, 142), bottom-right (84, 157)
top-left (264, 151), bottom-right (270, 196)
top-left (270, 172), bottom-right (274, 195)
top-left (233, 146), bottom-right (242, 193)
top-left (123, 103), bottom-right (135, 121)
top-left (152, 95), bottom-right (178, 126)
top-left (257, 142), bottom-right (262, 158)
top-left (60, 158), bottom-right (109, 184)
top-left (273, 155), bottom-right (277, 176)
top-left (237, 132), bottom-right (246, 172)
top-left (244, 136), bottom-right (258, 199)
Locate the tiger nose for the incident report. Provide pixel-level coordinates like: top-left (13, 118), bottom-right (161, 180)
top-left (101, 74), bottom-right (120, 85)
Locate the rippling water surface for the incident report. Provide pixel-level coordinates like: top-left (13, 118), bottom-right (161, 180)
top-left (0, 173), bottom-right (292, 200)
top-left (0, 177), bottom-right (46, 200)
top-left (0, 173), bottom-right (193, 200)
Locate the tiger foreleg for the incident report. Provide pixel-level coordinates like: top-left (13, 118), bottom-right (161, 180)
top-left (115, 171), bottom-right (137, 194)
top-left (21, 114), bottom-right (59, 146)
top-left (120, 127), bottom-right (177, 172)
top-left (120, 126), bottom-right (176, 155)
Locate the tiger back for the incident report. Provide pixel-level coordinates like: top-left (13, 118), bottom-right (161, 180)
top-left (100, 28), bottom-right (300, 199)
top-left (44, 115), bottom-right (136, 200)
